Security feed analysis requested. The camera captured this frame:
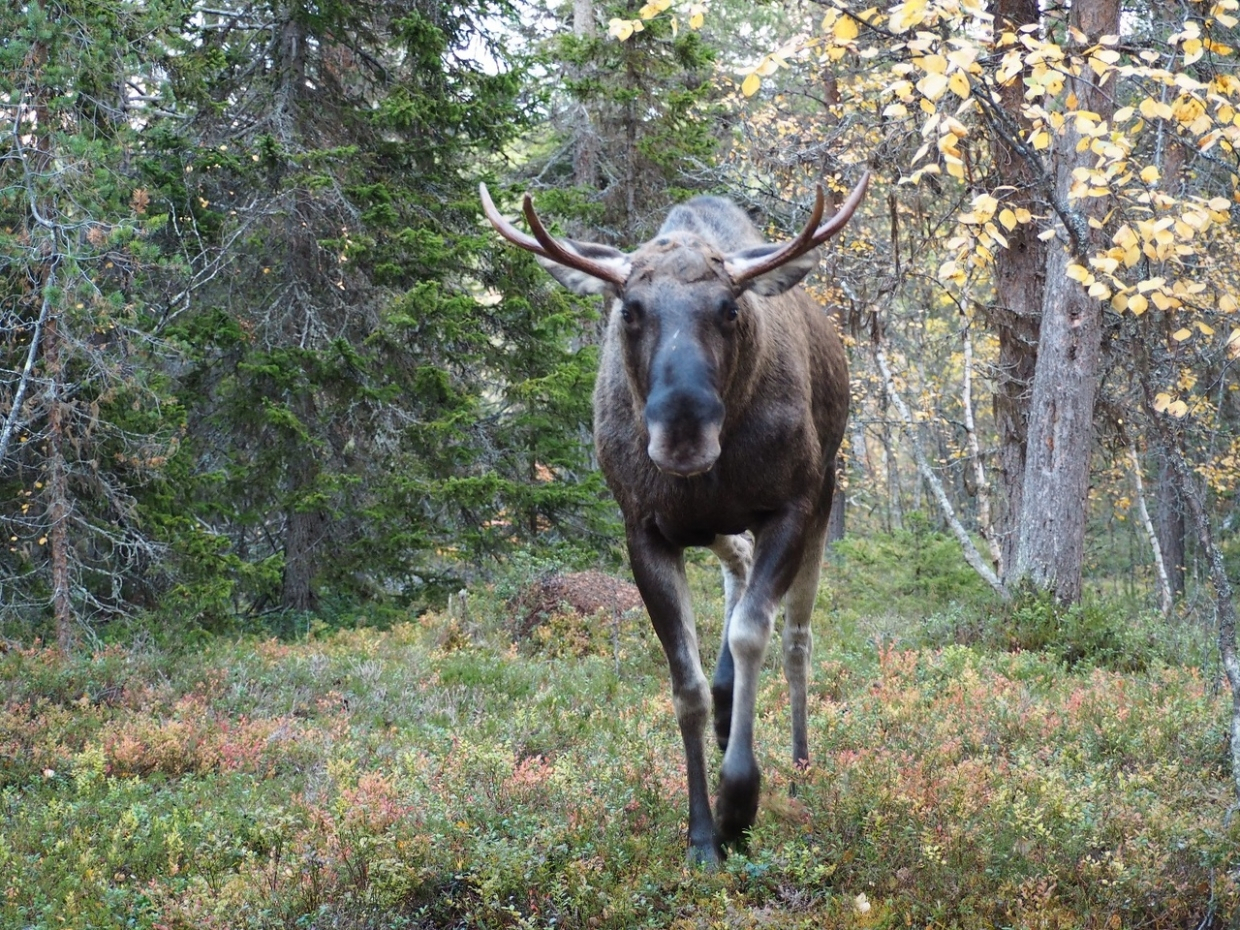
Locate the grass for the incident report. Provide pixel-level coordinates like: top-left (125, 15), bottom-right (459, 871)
top-left (2, 547), bottom-right (1238, 929)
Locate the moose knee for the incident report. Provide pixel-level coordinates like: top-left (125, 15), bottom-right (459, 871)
top-left (673, 678), bottom-right (711, 731)
top-left (782, 626), bottom-right (812, 665)
top-left (727, 613), bottom-right (773, 666)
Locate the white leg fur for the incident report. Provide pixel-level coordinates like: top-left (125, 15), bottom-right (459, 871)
top-left (783, 530), bottom-right (826, 766)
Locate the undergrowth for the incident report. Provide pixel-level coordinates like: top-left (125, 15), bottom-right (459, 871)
top-left (1, 538), bottom-right (1235, 929)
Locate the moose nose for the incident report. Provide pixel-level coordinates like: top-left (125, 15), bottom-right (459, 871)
top-left (645, 384), bottom-right (724, 477)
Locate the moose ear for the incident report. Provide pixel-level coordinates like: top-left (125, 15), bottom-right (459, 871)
top-left (724, 245), bottom-right (821, 297)
top-left (538, 241), bottom-right (631, 296)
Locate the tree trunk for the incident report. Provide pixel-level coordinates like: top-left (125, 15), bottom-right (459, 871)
top-left (1012, 0), bottom-right (1120, 603)
top-left (1156, 456), bottom-right (1186, 598)
top-left (44, 309), bottom-right (74, 649)
top-left (986, 0), bottom-right (1043, 580)
top-left (826, 455), bottom-right (846, 543)
top-left (570, 0), bottom-right (599, 188)
top-left (282, 491), bottom-right (325, 612)
top-left (281, 410), bottom-right (325, 611)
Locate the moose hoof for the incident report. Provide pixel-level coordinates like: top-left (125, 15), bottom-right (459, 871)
top-left (715, 760), bottom-right (761, 847)
top-left (686, 840), bottom-right (725, 870)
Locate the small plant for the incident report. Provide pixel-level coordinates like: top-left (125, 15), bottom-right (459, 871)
top-left (917, 587), bottom-right (1206, 671)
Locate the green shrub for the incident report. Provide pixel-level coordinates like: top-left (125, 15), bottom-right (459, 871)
top-left (829, 515), bottom-right (993, 623)
top-left (917, 588), bottom-right (1209, 671)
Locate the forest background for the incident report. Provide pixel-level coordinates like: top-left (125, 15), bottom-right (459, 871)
top-left (8, 0), bottom-right (1240, 643)
top-left (7, 0), bottom-right (1240, 926)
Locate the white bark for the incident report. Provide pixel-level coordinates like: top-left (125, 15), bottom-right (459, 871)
top-left (1127, 444), bottom-right (1173, 616)
top-left (874, 341), bottom-right (1010, 600)
top-left (961, 316), bottom-right (1003, 575)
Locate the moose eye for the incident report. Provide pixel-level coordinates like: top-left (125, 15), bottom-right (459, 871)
top-left (620, 300), bottom-right (642, 327)
top-left (720, 298), bottom-right (739, 325)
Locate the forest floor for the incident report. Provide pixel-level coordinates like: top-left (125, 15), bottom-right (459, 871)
top-left (2, 550), bottom-right (1238, 929)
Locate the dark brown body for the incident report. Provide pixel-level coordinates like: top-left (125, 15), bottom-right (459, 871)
top-left (594, 283), bottom-right (848, 546)
top-left (481, 176), bottom-right (867, 865)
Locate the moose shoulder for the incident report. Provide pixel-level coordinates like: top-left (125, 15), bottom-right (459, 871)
top-left (481, 175), bottom-right (870, 865)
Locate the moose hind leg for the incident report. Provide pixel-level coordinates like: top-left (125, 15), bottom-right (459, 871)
top-left (715, 512), bottom-right (814, 848)
top-left (784, 528), bottom-right (826, 774)
top-left (708, 534), bottom-right (753, 753)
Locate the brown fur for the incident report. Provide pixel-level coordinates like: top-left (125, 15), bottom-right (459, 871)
top-left (594, 282), bottom-right (847, 541)
top-left (483, 182), bottom-right (864, 866)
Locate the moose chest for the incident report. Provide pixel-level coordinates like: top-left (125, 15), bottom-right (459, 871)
top-left (595, 405), bottom-right (824, 546)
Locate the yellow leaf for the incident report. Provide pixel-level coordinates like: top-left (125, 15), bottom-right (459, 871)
top-left (1183, 37), bottom-right (1204, 64)
top-left (972, 192), bottom-right (998, 222)
top-left (1128, 293), bottom-right (1149, 314)
top-left (1140, 165), bottom-right (1161, 184)
top-left (1139, 97), bottom-right (1173, 120)
top-left (1066, 263), bottom-right (1091, 283)
top-left (920, 54), bottom-right (948, 75)
top-left (1228, 328), bottom-right (1240, 357)
top-left (608, 17), bottom-right (635, 39)
top-left (689, 11), bottom-right (705, 28)
top-left (1221, 294), bottom-right (1238, 313)
top-left (741, 73), bottom-right (761, 97)
top-left (834, 15), bottom-right (859, 41)
top-left (1030, 129), bottom-right (1050, 150)
top-left (1172, 327), bottom-right (1193, 341)
top-left (1088, 281), bottom-right (1112, 299)
top-left (1196, 321), bottom-right (1215, 335)
top-left (1168, 400), bottom-right (1189, 417)
top-left (948, 70), bottom-right (971, 99)
top-left (38, 536), bottom-right (47, 546)
top-left (917, 71), bottom-right (948, 101)
top-left (999, 208), bottom-right (1018, 230)
top-left (1153, 391), bottom-right (1172, 412)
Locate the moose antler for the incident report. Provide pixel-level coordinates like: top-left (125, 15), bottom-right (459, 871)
top-left (479, 183), bottom-right (629, 288)
top-left (730, 172), bottom-right (872, 285)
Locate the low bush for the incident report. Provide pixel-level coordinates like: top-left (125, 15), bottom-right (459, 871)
top-left (2, 576), bottom-right (1236, 929)
top-left (917, 587), bottom-right (1210, 671)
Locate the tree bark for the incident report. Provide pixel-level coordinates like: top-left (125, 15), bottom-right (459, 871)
top-left (1156, 455), bottom-right (1186, 597)
top-left (44, 309), bottom-right (74, 649)
top-left (1012, 0), bottom-right (1120, 603)
top-left (986, 0), bottom-right (1044, 580)
top-left (962, 313), bottom-right (1002, 573)
top-left (1153, 427), bottom-right (1240, 802)
top-left (281, 394), bottom-right (326, 612)
top-left (1128, 444), bottom-right (1173, 615)
top-left (281, 480), bottom-right (326, 612)
top-left (875, 340), bottom-right (1010, 599)
top-left (826, 456), bottom-right (846, 543)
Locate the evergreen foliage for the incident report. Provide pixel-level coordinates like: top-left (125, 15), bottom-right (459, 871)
top-left (1, 0), bottom-right (629, 635)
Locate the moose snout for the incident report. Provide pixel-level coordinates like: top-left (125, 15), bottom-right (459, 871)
top-left (645, 385), bottom-right (724, 478)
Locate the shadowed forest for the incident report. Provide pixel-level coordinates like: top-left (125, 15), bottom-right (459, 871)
top-left (5, 0), bottom-right (1240, 926)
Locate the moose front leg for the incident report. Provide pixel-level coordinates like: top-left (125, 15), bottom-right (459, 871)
top-left (626, 522), bottom-right (720, 866)
top-left (714, 509), bottom-right (812, 848)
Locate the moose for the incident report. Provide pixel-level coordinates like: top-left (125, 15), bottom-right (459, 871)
top-left (481, 173), bottom-right (870, 865)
